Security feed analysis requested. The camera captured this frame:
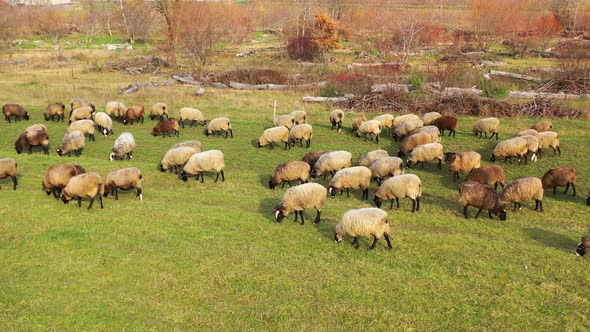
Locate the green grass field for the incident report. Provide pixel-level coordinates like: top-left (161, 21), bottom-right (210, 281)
top-left (1, 46), bottom-right (590, 330)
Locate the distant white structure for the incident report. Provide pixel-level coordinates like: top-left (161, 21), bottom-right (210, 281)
top-left (6, 0), bottom-right (74, 5)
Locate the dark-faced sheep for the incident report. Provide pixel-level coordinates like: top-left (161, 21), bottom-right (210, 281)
top-left (150, 102), bottom-right (169, 120)
top-left (531, 120), bottom-right (553, 132)
top-left (123, 105), bottom-right (145, 125)
top-left (206, 117), bottom-right (233, 138)
top-left (576, 229), bottom-right (590, 256)
top-left (172, 140), bottom-right (203, 152)
top-left (373, 174), bottom-right (422, 212)
top-left (275, 183), bottom-right (327, 225)
top-left (464, 165), bottom-right (506, 190)
top-left (490, 137), bottom-right (528, 165)
top-left (421, 112), bottom-right (441, 126)
top-left (153, 119), bottom-right (180, 137)
top-left (0, 158), bottom-right (17, 190)
top-left (290, 110), bottom-right (307, 124)
top-left (15, 130), bottom-right (49, 155)
top-left (94, 112), bottom-right (113, 136)
top-left (268, 161), bottom-right (310, 189)
top-left (110, 133), bottom-right (136, 160)
top-left (71, 98), bottom-right (94, 115)
top-left (328, 166), bottom-right (372, 200)
top-left (3, 104), bottom-right (30, 123)
top-left (302, 150), bottom-right (329, 169)
top-left (334, 208), bottom-right (392, 250)
top-left (104, 167), bottom-right (143, 201)
top-left (356, 120), bottom-right (382, 143)
top-left (258, 126), bottom-right (290, 150)
top-left (406, 143), bottom-right (444, 169)
top-left (459, 181), bottom-right (507, 220)
top-left (42, 163), bottom-right (86, 198)
top-left (273, 114), bottom-right (295, 129)
top-left (541, 166), bottom-right (576, 196)
top-left (351, 114), bottom-right (367, 133)
top-left (329, 109), bottom-right (345, 132)
top-left (446, 151), bottom-right (481, 182)
top-left (373, 114), bottom-right (394, 134)
top-left (433, 115), bottom-right (457, 137)
top-left (57, 131), bottom-right (85, 157)
top-left (392, 114), bottom-right (419, 129)
top-left (288, 124), bottom-right (313, 148)
top-left (368, 157), bottom-right (404, 185)
top-left (311, 150), bottom-right (352, 179)
top-left (472, 117), bottom-right (500, 140)
top-left (181, 150), bottom-right (225, 183)
top-left (397, 131), bottom-right (439, 158)
top-left (358, 149), bottom-right (389, 167)
top-left (68, 119), bottom-right (96, 142)
top-left (69, 106), bottom-right (95, 124)
top-left (44, 103), bottom-right (65, 122)
top-left (105, 101), bottom-right (127, 120)
top-left (538, 131), bottom-right (561, 157)
top-left (500, 177), bottom-right (544, 212)
top-left (61, 172), bottom-right (104, 209)
top-left (179, 107), bottom-right (206, 128)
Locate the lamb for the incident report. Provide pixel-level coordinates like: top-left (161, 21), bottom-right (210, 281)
top-left (302, 150), bottom-right (329, 168)
top-left (69, 106), bottom-right (95, 124)
top-left (94, 112), bottom-right (113, 136)
top-left (205, 117), bottom-right (233, 138)
top-left (490, 137), bottom-right (529, 165)
top-left (179, 107), bottom-right (206, 128)
top-left (397, 131), bottom-right (440, 158)
top-left (288, 124), bottom-right (313, 148)
top-left (57, 131), bottom-right (85, 157)
top-left (421, 112), bottom-right (441, 126)
top-left (576, 229), bottom-right (590, 256)
top-left (70, 98), bottom-right (94, 114)
top-left (464, 165), bottom-right (506, 190)
top-left (153, 118), bottom-right (180, 137)
top-left (373, 173), bottom-right (422, 212)
top-left (109, 132), bottom-right (136, 161)
top-left (531, 120), bottom-right (553, 132)
top-left (44, 103), bottom-right (65, 122)
top-left (181, 150), bottom-right (225, 183)
top-left (392, 119), bottom-right (424, 141)
top-left (500, 177), bottom-right (544, 212)
top-left (105, 101), bottom-right (127, 120)
top-left (122, 105), bottom-right (145, 125)
top-left (258, 126), bottom-right (290, 150)
top-left (0, 158), bottom-right (17, 190)
top-left (103, 167), bottom-right (143, 201)
top-left (433, 115), bottom-right (457, 137)
top-left (373, 114), bottom-right (394, 133)
top-left (446, 151), bottom-right (481, 182)
top-left (67, 119), bottom-right (96, 142)
top-left (459, 181), bottom-right (507, 220)
top-left (274, 183), bottom-right (327, 225)
top-left (311, 150), bottom-right (352, 179)
top-left (519, 134), bottom-right (540, 162)
top-left (358, 149), bottom-right (389, 167)
top-left (329, 109), bottom-right (345, 132)
top-left (541, 166), bottom-right (577, 196)
top-left (356, 119), bottom-right (382, 143)
top-left (15, 130), bottom-right (49, 155)
top-left (268, 160), bottom-right (310, 189)
top-left (538, 131), bottom-right (561, 157)
top-left (289, 110), bottom-right (307, 124)
top-left (150, 102), bottom-right (169, 120)
top-left (472, 117), bottom-right (500, 140)
top-left (172, 140), bottom-right (203, 152)
top-left (351, 114), bottom-right (367, 133)
top-left (160, 146), bottom-right (197, 174)
top-left (392, 114), bottom-right (419, 128)
top-left (328, 166), bottom-right (372, 200)
top-left (334, 208), bottom-right (392, 250)
top-left (273, 114), bottom-right (295, 129)
top-left (2, 104), bottom-right (30, 123)
top-left (42, 163), bottom-right (86, 198)
top-left (61, 172), bottom-right (104, 209)
top-left (406, 142), bottom-right (444, 169)
top-left (368, 157), bottom-right (404, 184)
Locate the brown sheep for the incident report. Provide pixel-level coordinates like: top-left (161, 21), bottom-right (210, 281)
top-left (103, 167), bottom-right (143, 201)
top-left (446, 151), bottom-right (481, 182)
top-left (0, 158), bottom-right (18, 190)
top-left (433, 115), bottom-right (457, 138)
top-left (576, 229), bottom-right (590, 256)
top-left (44, 103), bottom-right (66, 122)
top-left (122, 105), bottom-right (145, 125)
top-left (3, 104), bottom-right (30, 123)
top-left (153, 119), bottom-right (180, 137)
top-left (541, 166), bottom-right (577, 196)
top-left (459, 181), bottom-right (507, 220)
top-left (464, 165), bottom-right (506, 190)
top-left (397, 132), bottom-right (439, 158)
top-left (302, 150), bottom-right (329, 169)
top-left (61, 172), bottom-right (104, 209)
top-left (500, 177), bottom-right (544, 212)
top-left (531, 120), bottom-right (553, 132)
top-left (268, 161), bottom-right (310, 189)
top-left (15, 130), bottom-right (49, 155)
top-left (42, 163), bottom-right (86, 198)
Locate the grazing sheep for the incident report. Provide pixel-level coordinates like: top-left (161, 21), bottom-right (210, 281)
top-left (500, 177), bottom-right (544, 212)
top-left (15, 130), bottom-right (49, 155)
top-left (334, 208), bottom-right (392, 250)
top-left (61, 172), bottom-right (104, 209)
top-left (433, 115), bottom-right (457, 137)
top-left (57, 131), bottom-right (85, 157)
top-left (576, 229), bottom-right (590, 256)
top-left (515, 128), bottom-right (540, 139)
top-left (302, 150), bottom-right (329, 168)
top-left (153, 118), bottom-right (180, 137)
top-left (373, 114), bottom-right (394, 133)
top-left (44, 103), bottom-right (65, 122)
top-left (150, 102), bottom-right (169, 120)
top-left (459, 181), bottom-right (507, 220)
top-left (290, 110), bottom-right (307, 124)
top-left (2, 104), bottom-right (29, 123)
top-left (392, 119), bottom-right (424, 141)
top-left (206, 117), bottom-right (233, 138)
top-left (519, 134), bottom-right (540, 162)
top-left (490, 137), bottom-right (528, 165)
top-left (273, 114), bottom-right (296, 129)
top-left (541, 166), bottom-right (577, 196)
top-left (181, 150), bottom-right (225, 183)
top-left (446, 151), bottom-right (481, 182)
top-left (328, 166), bottom-right (372, 200)
top-left (397, 132), bottom-right (440, 158)
top-left (311, 150), bottom-right (352, 179)
top-left (0, 158), bottom-right (17, 190)
top-left (356, 119), bottom-right (382, 143)
top-left (105, 101), bottom-right (127, 120)
top-left (412, 125), bottom-right (441, 138)
top-left (172, 140), bottom-right (203, 152)
top-left (373, 174), bottom-right (422, 212)
top-left (103, 167), bottom-right (143, 201)
top-left (71, 98), bottom-right (94, 114)
top-left (538, 131), bottom-right (561, 157)
top-left (472, 117), bottom-right (500, 140)
top-left (531, 120), bottom-right (553, 132)
top-left (69, 106), bottom-right (95, 124)
top-left (275, 183), bottom-right (327, 225)
top-left (258, 126), bottom-right (290, 150)
top-left (179, 107), bottom-right (206, 128)
top-left (160, 147), bottom-right (197, 174)
top-left (421, 112), bottom-right (442, 125)
top-left (268, 161), bottom-right (310, 189)
top-left (109, 132), bottom-right (136, 161)
top-left (67, 119), bottom-right (96, 142)
top-left (358, 149), bottom-right (389, 167)
top-left (406, 142), bottom-right (444, 169)
top-left (392, 114), bottom-right (419, 129)
top-left (288, 124), bottom-right (313, 148)
top-left (94, 112), bottom-right (113, 136)
top-left (25, 123), bottom-right (48, 134)
top-left (587, 192), bottom-right (590, 206)
top-left (368, 157), bottom-right (404, 184)
top-left (351, 114), bottom-right (367, 133)
top-left (329, 109), bottom-right (345, 132)
top-left (464, 165), bottom-right (506, 190)
top-left (122, 105), bottom-right (145, 125)
top-left (42, 163), bottom-right (86, 198)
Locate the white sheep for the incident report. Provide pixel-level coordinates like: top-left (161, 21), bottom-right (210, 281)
top-left (69, 106), bottom-right (94, 124)
top-left (311, 150), bottom-right (352, 179)
top-left (328, 166), bottom-right (372, 200)
top-left (150, 102), bottom-right (169, 120)
top-left (392, 118), bottom-right (424, 141)
top-left (421, 112), bottom-right (441, 125)
top-left (397, 131), bottom-right (440, 158)
top-left (179, 107), bottom-right (206, 128)
top-left (109, 132), bottom-right (136, 161)
top-left (373, 114), bottom-right (394, 133)
top-left (358, 149), bottom-right (389, 167)
top-left (70, 98), bottom-right (93, 114)
top-left (406, 142), bottom-right (444, 169)
top-left (531, 120), bottom-right (553, 132)
top-left (181, 150), bottom-right (225, 183)
top-left (105, 101), bottom-right (127, 119)
top-left (392, 113), bottom-right (419, 129)
top-left (288, 124), bottom-right (313, 148)
top-left (160, 146), bottom-right (197, 173)
top-left (356, 119), bottom-right (382, 143)
top-left (0, 157), bottom-right (17, 190)
top-left (258, 126), bottom-right (290, 150)
top-left (538, 131), bottom-right (561, 157)
top-left (289, 110), bottom-right (307, 124)
top-left (67, 119), bottom-right (96, 142)
top-left (472, 117), bottom-right (500, 140)
top-left (368, 157), bottom-right (404, 184)
top-left (446, 151), bottom-right (481, 182)
top-left (275, 183), bottom-right (327, 225)
top-left (61, 172), bottom-right (104, 209)
top-left (334, 208), bottom-right (392, 250)
top-left (206, 117), bottom-right (233, 138)
top-left (103, 167), bottom-right (143, 201)
top-left (373, 173), bottom-right (422, 212)
top-left (273, 114), bottom-right (295, 129)
top-left (172, 140), bottom-right (203, 152)
top-left (94, 112), bottom-right (113, 136)
top-left (57, 131), bottom-right (85, 157)
top-left (412, 125), bottom-right (440, 139)
top-left (329, 109), bottom-right (345, 132)
top-left (490, 137), bottom-right (529, 165)
top-left (519, 134), bottom-right (540, 162)
top-left (500, 177), bottom-right (544, 212)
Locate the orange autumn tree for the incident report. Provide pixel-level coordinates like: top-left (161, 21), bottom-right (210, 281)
top-left (312, 13), bottom-right (341, 54)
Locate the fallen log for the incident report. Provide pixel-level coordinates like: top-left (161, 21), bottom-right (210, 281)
top-left (489, 70), bottom-right (540, 82)
top-left (480, 60), bottom-right (507, 67)
top-left (509, 91), bottom-right (590, 100)
top-left (228, 81), bottom-right (326, 90)
top-left (425, 83), bottom-right (484, 96)
top-left (172, 74), bottom-right (202, 86)
top-left (371, 83), bottom-right (413, 93)
top-left (118, 79), bottom-right (175, 94)
top-left (303, 96), bottom-right (352, 103)
top-left (347, 62), bottom-right (407, 70)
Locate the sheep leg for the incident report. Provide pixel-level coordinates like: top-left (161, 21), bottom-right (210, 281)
top-left (483, 132), bottom-right (487, 138)
top-left (281, 183), bottom-right (285, 189)
top-left (488, 210), bottom-right (493, 219)
top-left (494, 182), bottom-right (499, 190)
top-left (346, 188), bottom-right (350, 198)
top-left (463, 206), bottom-right (469, 219)
top-left (384, 234), bottom-right (393, 250)
top-left (556, 146), bottom-right (561, 156)
top-left (352, 237), bottom-right (359, 249)
top-left (300, 211), bottom-right (306, 225)
top-left (369, 235), bottom-right (379, 250)
top-left (136, 188), bottom-right (143, 200)
top-left (229, 129), bottom-right (233, 138)
top-left (294, 211), bottom-right (299, 222)
top-left (437, 158), bottom-right (442, 169)
top-left (396, 197), bottom-right (400, 208)
top-left (452, 130), bottom-right (456, 138)
top-left (411, 199), bottom-right (416, 213)
top-left (88, 196), bottom-right (95, 209)
top-left (538, 200), bottom-right (543, 212)
top-left (214, 172), bottom-right (220, 182)
top-left (571, 183), bottom-right (576, 196)
top-left (77, 197), bottom-right (82, 207)
top-left (11, 175), bottom-right (17, 190)
top-left (421, 162), bottom-right (424, 169)
top-left (200, 172), bottom-right (204, 183)
top-left (453, 172), bottom-right (458, 182)
top-left (98, 194), bottom-right (104, 208)
top-left (269, 142), bottom-right (274, 149)
top-left (340, 190), bottom-right (343, 196)
top-left (306, 139), bottom-right (311, 148)
top-left (390, 199), bottom-right (394, 209)
top-left (376, 135), bottom-right (379, 143)
top-left (313, 210), bottom-right (321, 224)
top-left (363, 188), bottom-right (368, 200)
top-left (474, 209), bottom-right (482, 219)
top-left (284, 142), bottom-right (289, 150)
top-left (114, 189), bottom-right (119, 200)
top-left (287, 181), bottom-right (292, 187)
top-left (5, 115), bottom-right (10, 123)
top-left (564, 183), bottom-right (570, 194)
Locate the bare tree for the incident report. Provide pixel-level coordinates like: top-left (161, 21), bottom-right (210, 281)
top-left (119, 0), bottom-right (154, 44)
top-left (394, 8), bottom-right (424, 66)
top-left (152, 0), bottom-right (180, 69)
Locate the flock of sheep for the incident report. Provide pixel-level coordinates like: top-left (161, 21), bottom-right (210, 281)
top-left (1, 100), bottom-right (589, 254)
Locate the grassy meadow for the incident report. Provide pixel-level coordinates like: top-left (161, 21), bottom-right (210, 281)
top-left (1, 48), bottom-right (590, 330)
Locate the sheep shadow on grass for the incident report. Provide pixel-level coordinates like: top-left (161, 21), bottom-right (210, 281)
top-left (521, 227), bottom-right (576, 253)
